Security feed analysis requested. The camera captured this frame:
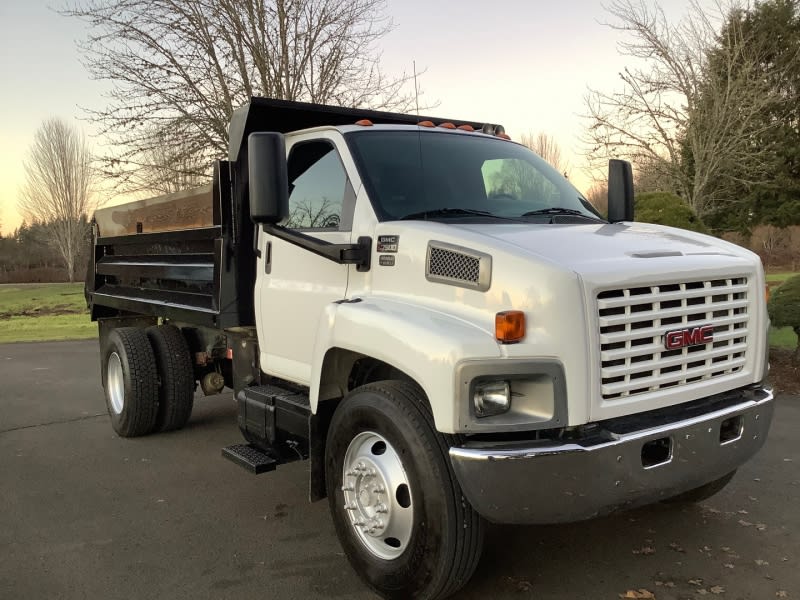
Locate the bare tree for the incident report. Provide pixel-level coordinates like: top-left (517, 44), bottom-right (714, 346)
top-left (286, 197), bottom-right (340, 229)
top-left (18, 118), bottom-right (96, 282)
top-left (583, 0), bottom-right (785, 218)
top-left (634, 153), bottom-right (677, 194)
top-left (115, 127), bottom-right (212, 195)
top-left (63, 0), bottom-right (423, 191)
top-left (520, 132), bottom-right (568, 175)
top-left (585, 182), bottom-right (609, 216)
top-left (753, 224), bottom-right (790, 268)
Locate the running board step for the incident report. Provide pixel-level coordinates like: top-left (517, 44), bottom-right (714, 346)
top-left (221, 444), bottom-right (278, 474)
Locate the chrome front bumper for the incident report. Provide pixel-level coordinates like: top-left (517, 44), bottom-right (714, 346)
top-left (449, 387), bottom-right (774, 524)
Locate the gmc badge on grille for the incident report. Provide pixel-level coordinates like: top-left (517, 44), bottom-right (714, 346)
top-left (664, 325), bottom-right (714, 350)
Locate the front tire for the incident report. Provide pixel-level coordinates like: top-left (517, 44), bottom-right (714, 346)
top-left (325, 381), bottom-right (484, 600)
top-left (103, 327), bottom-right (159, 437)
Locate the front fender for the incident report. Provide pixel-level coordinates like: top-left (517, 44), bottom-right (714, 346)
top-left (309, 297), bottom-right (501, 433)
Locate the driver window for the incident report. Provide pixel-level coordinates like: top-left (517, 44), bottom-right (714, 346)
top-left (481, 158), bottom-right (560, 205)
top-left (286, 141), bottom-right (351, 230)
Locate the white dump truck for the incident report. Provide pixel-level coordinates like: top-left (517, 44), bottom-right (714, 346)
top-left (86, 97), bottom-right (774, 599)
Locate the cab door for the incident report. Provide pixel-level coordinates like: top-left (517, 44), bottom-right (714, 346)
top-left (254, 132), bottom-right (358, 385)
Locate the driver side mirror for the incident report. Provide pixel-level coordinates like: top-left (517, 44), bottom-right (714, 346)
top-left (607, 159), bottom-right (634, 223)
top-left (248, 132), bottom-right (289, 224)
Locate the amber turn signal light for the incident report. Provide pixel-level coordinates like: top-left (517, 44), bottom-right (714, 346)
top-left (495, 310), bottom-right (525, 343)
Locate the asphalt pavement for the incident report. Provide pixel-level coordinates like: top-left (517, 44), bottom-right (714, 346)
top-left (1, 340), bottom-right (797, 600)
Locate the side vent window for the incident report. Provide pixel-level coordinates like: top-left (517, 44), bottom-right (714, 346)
top-left (425, 241), bottom-right (491, 291)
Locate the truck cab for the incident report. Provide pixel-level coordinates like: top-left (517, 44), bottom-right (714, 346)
top-left (86, 97), bottom-right (773, 600)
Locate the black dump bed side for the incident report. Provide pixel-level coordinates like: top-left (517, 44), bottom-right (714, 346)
top-left (85, 162), bottom-right (251, 329)
top-left (86, 97), bottom-right (495, 330)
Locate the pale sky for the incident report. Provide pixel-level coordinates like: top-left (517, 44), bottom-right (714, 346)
top-left (0, 0), bottom-right (701, 236)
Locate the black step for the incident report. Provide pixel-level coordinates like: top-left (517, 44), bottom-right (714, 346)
top-left (221, 444), bottom-right (278, 474)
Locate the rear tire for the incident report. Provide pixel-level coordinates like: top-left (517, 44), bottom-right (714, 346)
top-left (103, 327), bottom-right (159, 437)
top-left (146, 324), bottom-right (195, 432)
top-left (663, 470), bottom-right (737, 504)
top-left (325, 380), bottom-right (484, 600)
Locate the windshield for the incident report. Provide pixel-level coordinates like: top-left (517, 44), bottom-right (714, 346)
top-left (346, 130), bottom-right (602, 222)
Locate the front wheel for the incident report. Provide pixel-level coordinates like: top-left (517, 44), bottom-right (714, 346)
top-left (325, 381), bottom-right (484, 600)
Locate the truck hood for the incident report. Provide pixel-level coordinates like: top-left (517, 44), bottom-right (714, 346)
top-left (452, 221), bottom-right (748, 276)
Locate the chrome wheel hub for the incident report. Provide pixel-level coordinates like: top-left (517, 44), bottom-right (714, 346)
top-left (342, 431), bottom-right (413, 559)
top-left (107, 352), bottom-right (125, 415)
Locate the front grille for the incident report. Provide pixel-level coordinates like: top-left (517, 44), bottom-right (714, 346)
top-left (597, 277), bottom-right (749, 401)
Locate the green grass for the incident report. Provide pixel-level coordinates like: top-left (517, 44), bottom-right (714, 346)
top-left (0, 283), bottom-right (87, 314)
top-left (769, 326), bottom-right (797, 350)
top-left (0, 283), bottom-right (94, 343)
top-left (766, 271), bottom-right (799, 349)
top-left (766, 271), bottom-right (797, 285)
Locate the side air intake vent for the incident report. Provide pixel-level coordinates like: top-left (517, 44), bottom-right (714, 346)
top-left (426, 241), bottom-right (491, 291)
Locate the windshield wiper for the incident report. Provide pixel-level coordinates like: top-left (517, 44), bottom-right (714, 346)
top-left (400, 208), bottom-right (518, 221)
top-left (520, 207), bottom-right (591, 218)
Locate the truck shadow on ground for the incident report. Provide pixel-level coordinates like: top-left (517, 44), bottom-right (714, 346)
top-left (459, 494), bottom-right (785, 600)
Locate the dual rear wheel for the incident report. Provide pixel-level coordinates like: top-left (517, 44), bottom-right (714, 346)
top-left (103, 324), bottom-right (195, 437)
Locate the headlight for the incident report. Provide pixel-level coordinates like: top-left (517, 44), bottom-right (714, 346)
top-left (473, 380), bottom-right (511, 417)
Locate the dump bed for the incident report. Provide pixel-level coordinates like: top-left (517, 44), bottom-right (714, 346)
top-left (85, 163), bottom-right (256, 329)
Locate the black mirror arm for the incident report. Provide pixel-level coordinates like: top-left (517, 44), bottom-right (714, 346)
top-left (262, 224), bottom-right (371, 272)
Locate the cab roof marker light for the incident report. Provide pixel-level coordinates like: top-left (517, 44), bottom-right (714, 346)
top-left (439, 122), bottom-right (457, 129)
top-left (457, 124), bottom-right (475, 132)
top-left (355, 119), bottom-right (373, 126)
top-left (418, 120), bottom-right (435, 127)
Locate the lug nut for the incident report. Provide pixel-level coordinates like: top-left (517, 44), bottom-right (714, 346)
top-left (376, 503), bottom-right (388, 514)
top-left (342, 484), bottom-right (354, 492)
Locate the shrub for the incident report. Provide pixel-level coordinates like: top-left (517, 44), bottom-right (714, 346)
top-left (634, 192), bottom-right (708, 233)
top-left (768, 274), bottom-right (800, 361)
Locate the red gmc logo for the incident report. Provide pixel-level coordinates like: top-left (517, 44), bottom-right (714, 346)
top-left (664, 325), bottom-right (714, 350)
